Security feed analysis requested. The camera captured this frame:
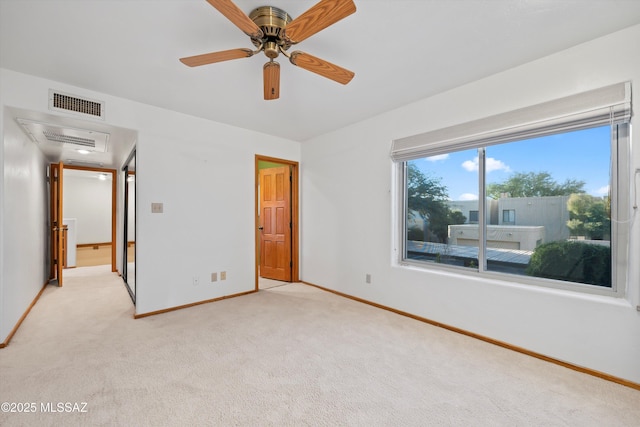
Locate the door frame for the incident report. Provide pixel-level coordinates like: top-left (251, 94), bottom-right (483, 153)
top-left (121, 147), bottom-right (136, 303)
top-left (62, 165), bottom-right (117, 272)
top-left (49, 162), bottom-right (64, 286)
top-left (255, 155), bottom-right (299, 289)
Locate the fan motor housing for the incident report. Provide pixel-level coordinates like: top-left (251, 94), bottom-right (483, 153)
top-left (249, 6), bottom-right (293, 53)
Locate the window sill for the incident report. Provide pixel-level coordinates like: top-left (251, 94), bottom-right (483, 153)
top-left (396, 259), bottom-right (629, 304)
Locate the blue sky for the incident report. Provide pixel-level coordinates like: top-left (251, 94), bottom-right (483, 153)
top-left (411, 125), bottom-right (611, 201)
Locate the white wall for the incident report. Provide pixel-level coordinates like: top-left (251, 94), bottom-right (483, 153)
top-left (0, 68), bottom-right (300, 330)
top-left (63, 172), bottom-right (112, 244)
top-left (0, 108), bottom-right (49, 342)
top-left (301, 24), bottom-right (640, 383)
top-left (134, 110), bottom-right (300, 315)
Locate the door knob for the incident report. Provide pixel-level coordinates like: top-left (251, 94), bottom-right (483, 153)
top-left (258, 226), bottom-right (264, 230)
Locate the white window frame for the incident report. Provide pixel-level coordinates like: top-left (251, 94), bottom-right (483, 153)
top-left (391, 82), bottom-right (632, 297)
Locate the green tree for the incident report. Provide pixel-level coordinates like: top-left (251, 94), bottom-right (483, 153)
top-left (566, 193), bottom-right (610, 240)
top-left (487, 171), bottom-right (585, 199)
top-left (448, 210), bottom-right (467, 226)
top-left (407, 163), bottom-right (466, 243)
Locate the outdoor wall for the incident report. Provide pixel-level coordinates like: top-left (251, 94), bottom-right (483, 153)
top-left (301, 24), bottom-right (640, 384)
top-left (498, 195), bottom-right (570, 242)
top-left (63, 171), bottom-right (112, 244)
top-left (0, 107), bottom-right (49, 343)
top-left (448, 224), bottom-right (545, 251)
top-left (446, 199), bottom-right (498, 224)
top-left (0, 68), bottom-right (300, 325)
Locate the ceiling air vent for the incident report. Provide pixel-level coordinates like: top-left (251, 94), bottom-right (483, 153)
top-left (49, 89), bottom-right (105, 120)
top-left (65, 159), bottom-right (105, 168)
top-left (15, 118), bottom-right (109, 153)
top-left (42, 130), bottom-right (96, 148)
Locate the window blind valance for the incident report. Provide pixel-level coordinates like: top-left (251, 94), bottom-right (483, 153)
top-left (390, 81), bottom-right (632, 162)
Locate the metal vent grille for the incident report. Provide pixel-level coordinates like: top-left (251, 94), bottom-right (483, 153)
top-left (65, 159), bottom-right (105, 168)
top-left (43, 130), bottom-right (96, 148)
top-left (49, 90), bottom-right (105, 119)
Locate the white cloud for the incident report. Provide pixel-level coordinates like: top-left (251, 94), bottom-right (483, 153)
top-left (462, 156), bottom-right (510, 173)
top-left (458, 193), bottom-right (479, 201)
top-left (487, 157), bottom-right (511, 173)
top-left (427, 154), bottom-right (449, 162)
top-left (461, 159), bottom-right (477, 171)
top-left (595, 185), bottom-right (610, 196)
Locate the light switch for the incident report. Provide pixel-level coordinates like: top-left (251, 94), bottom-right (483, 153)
top-left (151, 202), bottom-right (163, 213)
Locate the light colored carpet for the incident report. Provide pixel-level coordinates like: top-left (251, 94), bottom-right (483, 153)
top-left (0, 266), bottom-right (638, 426)
top-left (259, 277), bottom-right (291, 289)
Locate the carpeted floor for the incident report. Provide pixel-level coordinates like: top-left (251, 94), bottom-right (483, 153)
top-left (0, 266), bottom-right (638, 426)
top-left (259, 277), bottom-right (291, 289)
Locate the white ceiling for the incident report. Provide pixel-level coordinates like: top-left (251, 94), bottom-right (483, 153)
top-left (6, 106), bottom-right (137, 169)
top-left (2, 0), bottom-right (640, 156)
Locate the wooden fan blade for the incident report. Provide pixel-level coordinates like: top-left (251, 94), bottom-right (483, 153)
top-left (263, 61), bottom-right (280, 100)
top-left (206, 0), bottom-right (263, 39)
top-left (180, 48), bottom-right (254, 67)
top-left (284, 0), bottom-right (356, 44)
top-left (289, 51), bottom-right (354, 85)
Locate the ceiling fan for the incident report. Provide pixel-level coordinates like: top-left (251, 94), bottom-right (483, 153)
top-left (180, 0), bottom-right (356, 100)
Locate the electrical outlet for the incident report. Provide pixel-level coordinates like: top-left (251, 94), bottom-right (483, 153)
top-left (151, 202), bottom-right (163, 213)
top-left (192, 276), bottom-right (199, 286)
top-left (220, 271), bottom-right (226, 280)
top-left (366, 274), bottom-right (371, 284)
top-left (211, 272), bottom-right (217, 282)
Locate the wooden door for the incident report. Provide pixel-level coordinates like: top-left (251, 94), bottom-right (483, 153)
top-left (259, 166), bottom-right (291, 281)
top-left (49, 162), bottom-right (64, 287)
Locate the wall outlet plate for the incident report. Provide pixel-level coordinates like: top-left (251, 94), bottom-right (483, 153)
top-left (211, 272), bottom-right (217, 282)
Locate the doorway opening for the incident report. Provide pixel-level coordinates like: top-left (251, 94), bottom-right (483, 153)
top-left (255, 155), bottom-right (299, 290)
top-left (50, 164), bottom-right (117, 287)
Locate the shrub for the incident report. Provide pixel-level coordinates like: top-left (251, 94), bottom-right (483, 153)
top-left (526, 241), bottom-right (611, 287)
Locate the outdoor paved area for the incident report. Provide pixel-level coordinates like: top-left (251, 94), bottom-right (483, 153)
top-left (407, 241), bottom-right (532, 265)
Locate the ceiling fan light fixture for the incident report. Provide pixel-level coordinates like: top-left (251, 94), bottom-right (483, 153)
top-left (249, 6), bottom-right (292, 39)
top-left (181, 0), bottom-right (356, 99)
top-left (263, 41), bottom-right (280, 59)
top-left (248, 6), bottom-right (292, 58)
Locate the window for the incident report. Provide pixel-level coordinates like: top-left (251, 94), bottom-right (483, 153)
top-left (406, 149), bottom-right (478, 268)
top-left (392, 82), bottom-right (632, 295)
top-left (502, 209), bottom-right (515, 225)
